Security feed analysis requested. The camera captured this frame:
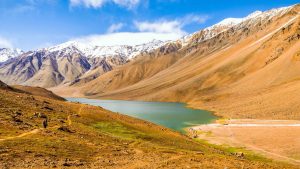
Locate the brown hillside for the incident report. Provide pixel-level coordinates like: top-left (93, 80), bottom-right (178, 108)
top-left (0, 84), bottom-right (295, 168)
top-left (62, 50), bottom-right (182, 97)
top-left (13, 85), bottom-right (66, 101)
top-left (0, 80), bottom-right (11, 89)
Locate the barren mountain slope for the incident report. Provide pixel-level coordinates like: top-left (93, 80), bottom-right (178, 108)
top-left (0, 41), bottom-right (166, 88)
top-left (57, 5), bottom-right (300, 119)
top-left (13, 85), bottom-right (66, 101)
top-left (0, 48), bottom-right (23, 63)
top-left (0, 80), bottom-right (13, 90)
top-left (0, 48), bottom-right (121, 88)
top-left (51, 42), bottom-right (183, 96)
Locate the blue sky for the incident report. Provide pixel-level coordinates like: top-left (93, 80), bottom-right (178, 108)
top-left (0, 0), bottom-right (298, 50)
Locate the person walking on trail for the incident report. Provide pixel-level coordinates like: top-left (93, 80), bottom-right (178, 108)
top-left (43, 118), bottom-right (48, 128)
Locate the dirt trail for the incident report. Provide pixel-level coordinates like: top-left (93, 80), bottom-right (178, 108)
top-left (0, 129), bottom-right (40, 142)
top-left (67, 115), bottom-right (72, 126)
top-left (0, 106), bottom-right (85, 142)
top-left (67, 105), bottom-right (84, 126)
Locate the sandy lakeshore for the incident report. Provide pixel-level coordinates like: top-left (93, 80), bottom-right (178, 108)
top-left (188, 119), bottom-right (300, 165)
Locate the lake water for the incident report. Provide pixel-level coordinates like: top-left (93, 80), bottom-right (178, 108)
top-left (67, 98), bottom-right (217, 132)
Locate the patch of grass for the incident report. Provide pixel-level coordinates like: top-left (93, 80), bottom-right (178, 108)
top-left (204, 130), bottom-right (213, 136)
top-left (194, 138), bottom-right (272, 162)
top-left (289, 153), bottom-right (300, 161)
top-left (216, 118), bottom-right (229, 125)
top-left (92, 121), bottom-right (151, 141)
top-left (224, 146), bottom-right (271, 162)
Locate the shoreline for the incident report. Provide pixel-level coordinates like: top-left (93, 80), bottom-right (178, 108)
top-left (66, 97), bottom-right (218, 134)
top-left (187, 119), bottom-right (300, 165)
top-left (63, 96), bottom-right (300, 165)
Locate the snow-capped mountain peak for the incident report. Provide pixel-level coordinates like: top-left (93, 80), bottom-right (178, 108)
top-left (43, 39), bottom-right (167, 60)
top-left (182, 4), bottom-right (294, 46)
top-left (216, 18), bottom-right (244, 27)
top-left (0, 5), bottom-right (295, 64)
top-left (0, 48), bottom-right (24, 63)
top-left (245, 11), bottom-right (263, 19)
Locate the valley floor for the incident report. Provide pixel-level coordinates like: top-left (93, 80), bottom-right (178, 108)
top-left (188, 119), bottom-right (300, 165)
top-left (2, 87), bottom-right (297, 168)
top-left (51, 87), bottom-right (300, 167)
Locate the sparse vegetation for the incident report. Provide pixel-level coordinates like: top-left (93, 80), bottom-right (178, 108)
top-left (0, 83), bottom-right (297, 168)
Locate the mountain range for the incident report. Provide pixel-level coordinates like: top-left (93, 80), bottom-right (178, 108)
top-left (0, 39), bottom-right (168, 87)
top-left (0, 7), bottom-right (274, 87)
top-left (0, 48), bottom-right (23, 63)
top-left (1, 4), bottom-right (300, 120)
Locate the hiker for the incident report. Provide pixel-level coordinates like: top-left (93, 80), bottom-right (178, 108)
top-left (43, 118), bottom-right (48, 128)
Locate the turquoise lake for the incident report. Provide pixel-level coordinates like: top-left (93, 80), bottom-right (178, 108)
top-left (67, 98), bottom-right (217, 132)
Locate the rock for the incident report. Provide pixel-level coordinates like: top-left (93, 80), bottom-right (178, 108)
top-left (235, 152), bottom-right (245, 158)
top-left (37, 112), bottom-right (47, 119)
top-left (0, 149), bottom-right (9, 153)
top-left (57, 126), bottom-right (74, 133)
top-left (25, 150), bottom-right (32, 153)
top-left (13, 118), bottom-right (23, 123)
top-left (43, 106), bottom-right (53, 111)
top-left (58, 119), bottom-right (65, 123)
top-left (196, 151), bottom-right (204, 155)
top-left (62, 163), bottom-right (71, 167)
top-left (62, 159), bottom-right (84, 167)
top-left (15, 111), bottom-right (22, 116)
top-left (74, 114), bottom-right (80, 117)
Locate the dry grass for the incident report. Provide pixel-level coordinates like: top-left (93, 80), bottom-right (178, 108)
top-left (0, 87), bottom-right (296, 168)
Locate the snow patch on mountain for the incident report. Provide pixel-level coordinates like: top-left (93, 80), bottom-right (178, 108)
top-left (217, 18), bottom-right (243, 27)
top-left (0, 5), bottom-right (295, 64)
top-left (0, 48), bottom-right (23, 63)
top-left (181, 5), bottom-right (294, 46)
top-left (43, 39), bottom-right (167, 60)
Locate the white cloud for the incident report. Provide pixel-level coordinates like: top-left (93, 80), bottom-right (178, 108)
top-left (134, 20), bottom-right (185, 34)
top-left (47, 13), bottom-right (209, 49)
top-left (71, 32), bottom-right (183, 46)
top-left (181, 14), bottom-right (209, 25)
top-left (112, 0), bottom-right (140, 9)
top-left (134, 14), bottom-right (208, 35)
top-left (70, 0), bottom-right (106, 8)
top-left (67, 14), bottom-right (208, 47)
top-left (0, 37), bottom-right (13, 48)
top-left (69, 0), bottom-right (140, 9)
top-left (107, 23), bottom-right (124, 33)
